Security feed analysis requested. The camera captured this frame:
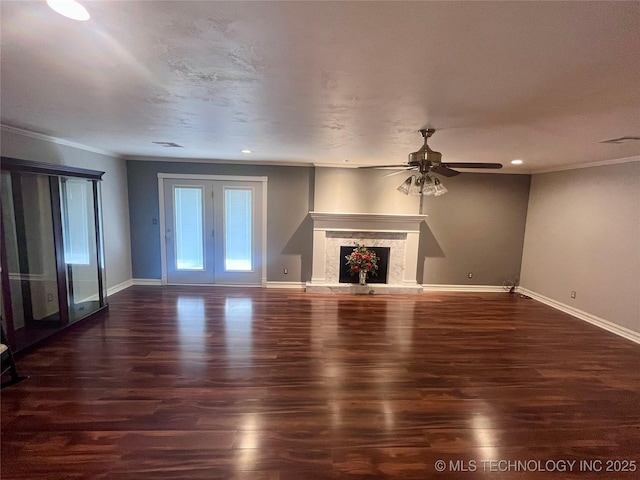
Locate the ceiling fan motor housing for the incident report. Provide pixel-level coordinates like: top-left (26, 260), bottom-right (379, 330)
top-left (408, 147), bottom-right (442, 166)
top-left (360, 128), bottom-right (501, 175)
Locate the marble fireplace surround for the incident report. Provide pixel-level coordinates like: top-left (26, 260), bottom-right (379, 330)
top-left (306, 212), bottom-right (426, 294)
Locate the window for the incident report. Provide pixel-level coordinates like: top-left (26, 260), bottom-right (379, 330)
top-left (224, 188), bottom-right (252, 271)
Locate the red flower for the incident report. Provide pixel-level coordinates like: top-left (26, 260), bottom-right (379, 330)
top-left (366, 263), bottom-right (372, 270)
top-left (364, 254), bottom-right (370, 260)
top-left (353, 265), bottom-right (359, 272)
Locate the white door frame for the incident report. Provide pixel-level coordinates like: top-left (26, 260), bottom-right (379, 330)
top-left (158, 173), bottom-right (268, 287)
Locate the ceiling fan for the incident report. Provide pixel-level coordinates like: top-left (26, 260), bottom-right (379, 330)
top-left (360, 128), bottom-right (503, 177)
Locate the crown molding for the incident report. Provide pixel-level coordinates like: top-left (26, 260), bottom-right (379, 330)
top-left (1, 124), bottom-right (120, 158)
top-left (124, 155), bottom-right (312, 168)
top-left (531, 155), bottom-right (640, 174)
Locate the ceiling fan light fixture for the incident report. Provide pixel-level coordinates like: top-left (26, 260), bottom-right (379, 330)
top-left (399, 173), bottom-right (448, 197)
top-left (408, 176), bottom-right (423, 196)
top-left (368, 129), bottom-right (502, 195)
top-left (421, 175), bottom-right (436, 196)
top-left (397, 176), bottom-right (413, 195)
top-left (433, 177), bottom-right (448, 197)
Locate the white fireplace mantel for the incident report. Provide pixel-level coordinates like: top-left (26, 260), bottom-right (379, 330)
top-left (308, 212), bottom-right (426, 233)
top-left (306, 212), bottom-right (427, 294)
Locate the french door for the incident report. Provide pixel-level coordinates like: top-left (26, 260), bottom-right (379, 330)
top-left (162, 176), bottom-right (265, 285)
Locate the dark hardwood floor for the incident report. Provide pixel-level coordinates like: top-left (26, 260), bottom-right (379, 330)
top-left (2, 286), bottom-right (639, 479)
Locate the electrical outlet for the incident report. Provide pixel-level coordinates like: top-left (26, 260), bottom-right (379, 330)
top-left (571, 291), bottom-right (576, 299)
top-left (468, 272), bottom-right (473, 278)
top-left (283, 268), bottom-right (288, 274)
top-left (47, 293), bottom-right (54, 302)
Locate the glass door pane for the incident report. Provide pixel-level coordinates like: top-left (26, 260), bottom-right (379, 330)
top-left (1, 159), bottom-right (108, 352)
top-left (174, 187), bottom-right (204, 270)
top-left (224, 188), bottom-right (252, 271)
top-left (60, 177), bottom-right (100, 323)
top-left (1, 171), bottom-right (60, 348)
top-left (213, 180), bottom-right (263, 285)
top-left (163, 179), bottom-right (214, 284)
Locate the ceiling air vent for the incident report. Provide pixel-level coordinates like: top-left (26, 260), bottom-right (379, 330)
top-left (153, 141), bottom-right (183, 148)
top-left (599, 136), bottom-right (640, 144)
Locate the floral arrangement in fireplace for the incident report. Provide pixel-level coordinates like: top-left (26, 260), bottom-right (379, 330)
top-left (345, 244), bottom-right (379, 277)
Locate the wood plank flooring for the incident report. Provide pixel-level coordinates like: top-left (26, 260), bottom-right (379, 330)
top-left (2, 287), bottom-right (639, 479)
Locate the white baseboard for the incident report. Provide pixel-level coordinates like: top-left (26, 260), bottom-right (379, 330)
top-left (132, 278), bottom-right (162, 286)
top-left (422, 284), bottom-right (506, 293)
top-left (75, 279), bottom-right (134, 303)
top-left (518, 287), bottom-right (640, 345)
top-left (107, 279), bottom-right (133, 296)
top-left (266, 281), bottom-right (306, 289)
top-left (134, 279), bottom-right (265, 287)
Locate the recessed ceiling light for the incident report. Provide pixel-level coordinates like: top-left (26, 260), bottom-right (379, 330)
top-left (511, 159), bottom-right (523, 165)
top-left (47, 0), bottom-right (90, 21)
top-left (241, 149), bottom-right (252, 154)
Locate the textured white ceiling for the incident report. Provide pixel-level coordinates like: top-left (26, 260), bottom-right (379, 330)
top-left (1, 1), bottom-right (639, 173)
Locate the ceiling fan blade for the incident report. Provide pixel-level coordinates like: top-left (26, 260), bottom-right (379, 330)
top-left (442, 162), bottom-right (503, 169)
top-left (431, 165), bottom-right (460, 177)
top-left (357, 164), bottom-right (410, 169)
top-left (383, 167), bottom-right (416, 177)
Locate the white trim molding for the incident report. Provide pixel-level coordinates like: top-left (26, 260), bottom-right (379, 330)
top-left (76, 279), bottom-right (134, 304)
top-left (422, 284), bottom-right (506, 293)
top-left (125, 155), bottom-right (311, 168)
top-left (518, 287), bottom-right (640, 345)
top-left (107, 279), bottom-right (134, 296)
top-left (266, 281), bottom-right (306, 289)
top-left (132, 278), bottom-right (163, 286)
top-left (157, 173), bottom-right (269, 182)
top-left (1, 124), bottom-right (119, 158)
top-left (309, 212), bottom-right (426, 233)
top-left (157, 173), bottom-right (268, 286)
top-left (532, 155), bottom-right (640, 174)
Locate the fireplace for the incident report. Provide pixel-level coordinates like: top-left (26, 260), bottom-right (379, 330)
top-left (339, 246), bottom-right (390, 284)
top-left (306, 212), bottom-right (426, 294)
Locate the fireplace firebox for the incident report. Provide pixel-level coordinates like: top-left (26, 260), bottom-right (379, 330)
top-left (339, 246), bottom-right (390, 284)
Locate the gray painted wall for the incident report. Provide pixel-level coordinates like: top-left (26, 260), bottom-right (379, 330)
top-left (419, 173), bottom-right (530, 286)
top-left (315, 167), bottom-right (422, 214)
top-left (521, 161), bottom-right (640, 334)
top-left (126, 160), bottom-right (315, 282)
top-left (315, 167), bottom-right (531, 286)
top-left (1, 129), bottom-right (133, 289)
